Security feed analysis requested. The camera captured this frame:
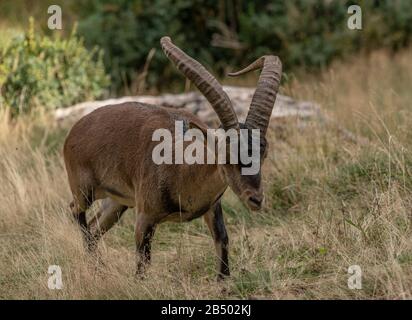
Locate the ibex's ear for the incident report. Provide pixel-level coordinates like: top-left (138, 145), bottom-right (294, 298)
top-left (187, 121), bottom-right (208, 137)
top-left (187, 120), bottom-right (218, 158)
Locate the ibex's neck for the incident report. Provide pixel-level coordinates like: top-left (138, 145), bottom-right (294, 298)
top-left (211, 164), bottom-right (227, 192)
top-left (194, 163), bottom-right (227, 204)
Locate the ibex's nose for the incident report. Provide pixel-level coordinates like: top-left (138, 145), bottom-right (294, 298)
top-left (246, 194), bottom-right (263, 211)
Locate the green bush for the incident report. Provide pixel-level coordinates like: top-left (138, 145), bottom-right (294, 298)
top-left (0, 18), bottom-right (109, 115)
top-left (76, 0), bottom-right (412, 92)
top-left (77, 0), bottom-right (225, 92)
top-left (2, 1), bottom-right (411, 96)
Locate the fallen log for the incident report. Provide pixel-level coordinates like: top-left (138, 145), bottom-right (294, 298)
top-left (55, 86), bottom-right (320, 125)
top-left (54, 86), bottom-right (364, 144)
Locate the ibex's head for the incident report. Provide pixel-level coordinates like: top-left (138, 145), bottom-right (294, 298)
top-left (161, 37), bottom-right (282, 211)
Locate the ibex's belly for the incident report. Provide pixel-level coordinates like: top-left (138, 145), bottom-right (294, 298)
top-left (159, 205), bottom-right (211, 223)
top-left (98, 183), bottom-right (218, 222)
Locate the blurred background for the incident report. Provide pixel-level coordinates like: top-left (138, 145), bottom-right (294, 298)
top-left (1, 0), bottom-right (412, 114)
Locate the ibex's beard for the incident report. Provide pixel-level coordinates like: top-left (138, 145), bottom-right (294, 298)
top-left (151, 120), bottom-right (261, 175)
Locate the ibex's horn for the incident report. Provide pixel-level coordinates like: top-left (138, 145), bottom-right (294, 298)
top-left (228, 55), bottom-right (282, 136)
top-left (160, 36), bottom-right (239, 130)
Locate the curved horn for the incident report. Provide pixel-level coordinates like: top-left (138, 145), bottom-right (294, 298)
top-left (228, 55), bottom-right (282, 135)
top-left (160, 36), bottom-right (239, 130)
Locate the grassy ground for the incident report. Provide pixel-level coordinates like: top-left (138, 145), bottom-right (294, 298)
top-left (1, 48), bottom-right (412, 299)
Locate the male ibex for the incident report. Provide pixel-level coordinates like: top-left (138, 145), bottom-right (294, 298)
top-left (63, 36), bottom-right (282, 279)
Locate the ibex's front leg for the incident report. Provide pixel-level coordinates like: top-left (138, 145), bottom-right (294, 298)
top-left (204, 200), bottom-right (230, 280)
top-left (135, 212), bottom-right (157, 276)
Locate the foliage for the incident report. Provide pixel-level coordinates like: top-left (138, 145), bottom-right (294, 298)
top-left (75, 0), bottom-right (412, 92)
top-left (0, 18), bottom-right (109, 115)
top-left (77, 0), bottom-right (226, 92)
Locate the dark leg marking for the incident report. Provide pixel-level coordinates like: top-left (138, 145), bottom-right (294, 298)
top-left (70, 190), bottom-right (95, 252)
top-left (135, 214), bottom-right (157, 276)
top-left (138, 225), bottom-right (155, 267)
top-left (204, 200), bottom-right (230, 280)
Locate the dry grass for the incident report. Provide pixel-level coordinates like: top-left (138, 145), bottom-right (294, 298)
top-left (1, 49), bottom-right (412, 299)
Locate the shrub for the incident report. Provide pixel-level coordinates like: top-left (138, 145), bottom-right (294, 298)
top-left (76, 0), bottom-right (412, 92)
top-left (77, 0), bottom-right (224, 92)
top-left (0, 18), bottom-right (109, 115)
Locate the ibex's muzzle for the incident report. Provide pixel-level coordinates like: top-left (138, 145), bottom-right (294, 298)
top-left (244, 192), bottom-right (264, 211)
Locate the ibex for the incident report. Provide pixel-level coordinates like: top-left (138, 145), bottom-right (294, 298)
top-left (63, 36), bottom-right (282, 279)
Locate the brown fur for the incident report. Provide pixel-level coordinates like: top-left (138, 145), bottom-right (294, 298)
top-left (64, 102), bottom-right (265, 278)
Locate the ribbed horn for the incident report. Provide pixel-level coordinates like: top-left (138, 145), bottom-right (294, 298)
top-left (160, 36), bottom-right (239, 130)
top-left (228, 55), bottom-right (282, 135)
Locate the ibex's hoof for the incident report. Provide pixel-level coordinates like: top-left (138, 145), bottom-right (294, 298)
top-left (135, 271), bottom-right (146, 280)
top-left (86, 241), bottom-right (98, 253)
top-left (135, 262), bottom-right (148, 280)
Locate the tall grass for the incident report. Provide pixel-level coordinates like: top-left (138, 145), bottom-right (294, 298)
top-left (1, 49), bottom-right (412, 299)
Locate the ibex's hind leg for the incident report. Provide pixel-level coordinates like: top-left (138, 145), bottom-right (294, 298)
top-left (135, 212), bottom-right (157, 276)
top-left (69, 189), bottom-right (95, 251)
top-left (88, 198), bottom-right (128, 251)
top-left (204, 200), bottom-right (230, 280)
